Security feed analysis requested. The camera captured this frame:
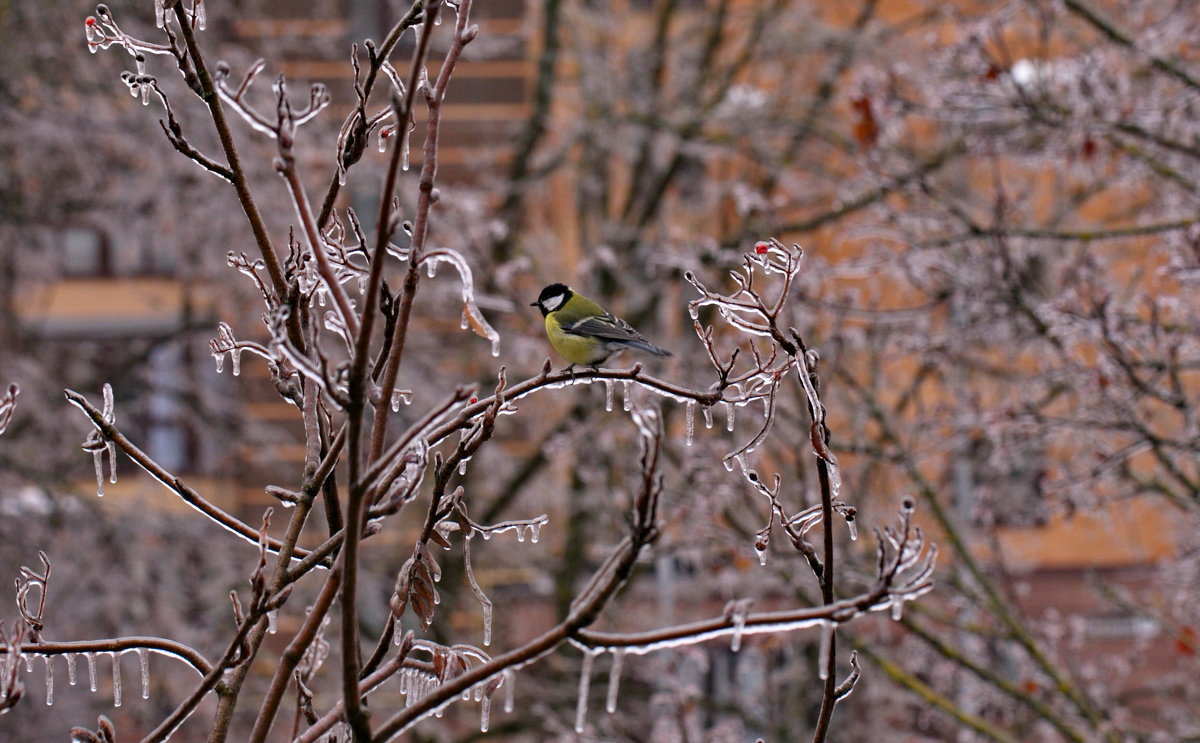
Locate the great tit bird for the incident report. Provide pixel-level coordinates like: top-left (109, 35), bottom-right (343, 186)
top-left (532, 283), bottom-right (671, 368)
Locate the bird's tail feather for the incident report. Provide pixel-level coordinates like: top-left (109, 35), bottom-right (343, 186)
top-left (624, 339), bottom-right (671, 357)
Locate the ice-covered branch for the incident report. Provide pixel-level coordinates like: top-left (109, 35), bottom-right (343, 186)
top-left (366, 399), bottom-right (665, 743)
top-left (63, 389), bottom-right (311, 560)
top-left (573, 500), bottom-right (935, 653)
top-left (0, 383), bottom-right (17, 436)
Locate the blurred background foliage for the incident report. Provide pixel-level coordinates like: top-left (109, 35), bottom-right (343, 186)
top-left (2, 0), bottom-right (1200, 740)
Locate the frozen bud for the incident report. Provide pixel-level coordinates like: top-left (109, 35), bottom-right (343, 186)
top-left (747, 470), bottom-right (759, 482)
top-left (397, 630), bottom-right (415, 656)
top-left (95, 4), bottom-right (110, 17)
top-left (215, 61), bottom-right (231, 80)
top-left (901, 497), bottom-right (915, 512)
top-left (460, 24), bottom-right (480, 43)
top-left (430, 188), bottom-right (440, 205)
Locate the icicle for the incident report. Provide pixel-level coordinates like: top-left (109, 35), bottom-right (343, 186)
top-left (93, 448), bottom-right (107, 497)
top-left (390, 389), bottom-right (414, 410)
top-left (890, 599), bottom-right (904, 621)
top-left (393, 615), bottom-right (405, 645)
top-left (111, 651), bottom-right (122, 707)
top-left (755, 543), bottom-right (768, 566)
top-left (86, 651), bottom-right (98, 692)
top-left (725, 401), bottom-right (735, 431)
top-left (730, 605), bottom-right (748, 653)
top-left (604, 380), bottom-right (614, 412)
top-left (193, 0), bottom-right (206, 30)
top-left (138, 647), bottom-right (150, 699)
top-left (458, 459), bottom-right (468, 476)
top-left (400, 124), bottom-right (412, 171)
top-left (622, 381), bottom-right (632, 412)
top-left (503, 670), bottom-right (515, 713)
top-left (684, 400), bottom-right (695, 447)
top-left (463, 537), bottom-right (493, 647)
top-left (703, 405), bottom-right (713, 429)
top-left (828, 461), bottom-right (842, 500)
top-left (154, 0), bottom-right (167, 28)
top-left (44, 655), bottom-right (54, 706)
top-left (605, 649), bottom-right (624, 714)
top-left (230, 349), bottom-right (242, 376)
top-left (421, 248), bottom-right (502, 357)
top-left (66, 653), bottom-right (77, 686)
top-left (515, 527), bottom-right (525, 543)
top-left (817, 623), bottom-right (833, 680)
top-left (846, 520), bottom-right (858, 541)
top-left (574, 650), bottom-right (596, 733)
top-left (478, 693), bottom-right (491, 733)
top-left (24, 654), bottom-right (33, 672)
top-left (528, 520), bottom-right (542, 544)
top-left (267, 610), bottom-right (278, 634)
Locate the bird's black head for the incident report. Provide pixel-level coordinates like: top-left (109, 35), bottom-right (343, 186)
top-left (531, 283), bottom-right (573, 316)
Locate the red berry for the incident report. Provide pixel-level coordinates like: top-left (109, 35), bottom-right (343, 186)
top-left (469, 396), bottom-right (478, 404)
top-left (86, 16), bottom-right (97, 26)
top-left (754, 241), bottom-right (770, 255)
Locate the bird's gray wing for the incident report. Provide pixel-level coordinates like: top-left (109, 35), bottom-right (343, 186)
top-left (565, 314), bottom-right (670, 356)
top-left (564, 313), bottom-right (646, 343)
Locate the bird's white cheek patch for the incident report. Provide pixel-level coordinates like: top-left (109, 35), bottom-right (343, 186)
top-left (542, 294), bottom-right (565, 311)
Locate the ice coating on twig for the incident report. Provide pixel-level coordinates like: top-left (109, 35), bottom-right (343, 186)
top-left (462, 537), bottom-right (493, 646)
top-left (85, 4), bottom-right (175, 58)
top-left (70, 384), bottom-right (118, 497)
top-left (209, 322), bottom-right (271, 376)
top-left (0, 383), bottom-right (18, 436)
top-left (421, 247), bottom-right (501, 357)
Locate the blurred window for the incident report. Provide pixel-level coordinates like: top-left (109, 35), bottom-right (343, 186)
top-left (60, 227), bottom-right (111, 276)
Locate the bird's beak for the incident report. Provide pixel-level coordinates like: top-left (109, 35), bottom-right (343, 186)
top-left (529, 301), bottom-right (539, 307)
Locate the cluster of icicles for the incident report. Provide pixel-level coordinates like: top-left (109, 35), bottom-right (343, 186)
top-left (0, 647), bottom-right (163, 709)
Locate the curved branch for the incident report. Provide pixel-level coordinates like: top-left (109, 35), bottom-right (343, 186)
top-left (64, 389), bottom-right (311, 561)
top-left (10, 637), bottom-right (211, 677)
